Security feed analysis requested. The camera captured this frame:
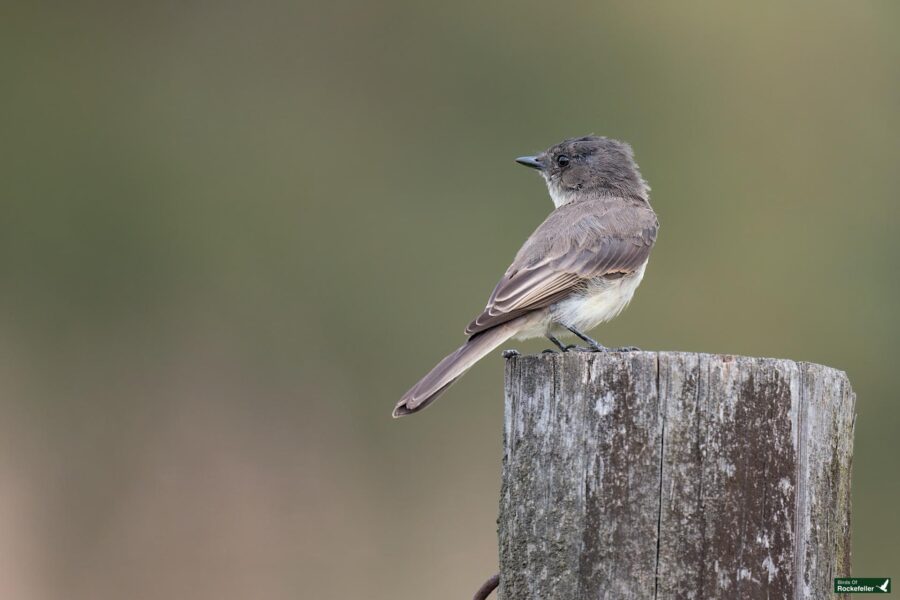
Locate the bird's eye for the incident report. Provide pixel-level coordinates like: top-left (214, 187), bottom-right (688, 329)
top-left (556, 155), bottom-right (570, 167)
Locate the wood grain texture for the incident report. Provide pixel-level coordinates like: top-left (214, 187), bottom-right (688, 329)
top-left (499, 352), bottom-right (855, 600)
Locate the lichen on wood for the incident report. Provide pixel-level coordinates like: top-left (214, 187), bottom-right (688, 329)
top-left (499, 352), bottom-right (855, 600)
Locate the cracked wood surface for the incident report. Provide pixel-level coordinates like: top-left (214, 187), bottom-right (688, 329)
top-left (499, 352), bottom-right (854, 600)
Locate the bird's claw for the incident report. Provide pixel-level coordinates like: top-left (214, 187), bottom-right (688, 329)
top-left (570, 344), bottom-right (610, 353)
top-left (502, 349), bottom-right (520, 359)
top-left (612, 345), bottom-right (640, 352)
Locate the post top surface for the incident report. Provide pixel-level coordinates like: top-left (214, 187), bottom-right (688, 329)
top-left (506, 350), bottom-right (851, 385)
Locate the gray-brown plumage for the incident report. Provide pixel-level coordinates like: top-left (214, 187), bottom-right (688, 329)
top-left (394, 136), bottom-right (658, 418)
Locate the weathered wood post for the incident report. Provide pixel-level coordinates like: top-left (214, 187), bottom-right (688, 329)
top-left (500, 352), bottom-right (855, 599)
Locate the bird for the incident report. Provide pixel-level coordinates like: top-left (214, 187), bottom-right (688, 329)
top-left (394, 135), bottom-right (658, 417)
top-left (878, 579), bottom-right (890, 592)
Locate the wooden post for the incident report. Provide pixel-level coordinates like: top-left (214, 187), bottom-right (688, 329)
top-left (499, 352), bottom-right (855, 600)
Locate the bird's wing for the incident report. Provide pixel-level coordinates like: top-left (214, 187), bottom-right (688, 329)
top-left (465, 201), bottom-right (657, 337)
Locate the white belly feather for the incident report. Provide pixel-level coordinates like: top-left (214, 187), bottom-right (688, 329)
top-left (509, 260), bottom-right (648, 341)
top-left (552, 260), bottom-right (648, 332)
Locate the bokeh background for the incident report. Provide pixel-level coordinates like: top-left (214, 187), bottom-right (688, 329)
top-left (2, 1), bottom-right (898, 598)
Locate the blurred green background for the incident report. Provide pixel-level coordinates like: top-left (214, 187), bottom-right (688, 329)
top-left (1, 1), bottom-right (897, 598)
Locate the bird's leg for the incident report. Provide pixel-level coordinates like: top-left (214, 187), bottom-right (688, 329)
top-left (545, 333), bottom-right (574, 353)
top-left (564, 325), bottom-right (609, 352)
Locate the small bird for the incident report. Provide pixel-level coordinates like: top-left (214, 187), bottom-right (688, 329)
top-left (394, 136), bottom-right (658, 417)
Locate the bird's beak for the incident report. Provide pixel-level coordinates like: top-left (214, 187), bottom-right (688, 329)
top-left (515, 155), bottom-right (544, 170)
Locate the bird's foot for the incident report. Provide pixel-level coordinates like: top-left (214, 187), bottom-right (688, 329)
top-left (563, 326), bottom-right (610, 353)
top-left (570, 344), bottom-right (610, 353)
top-left (501, 349), bottom-right (520, 359)
top-left (611, 345), bottom-right (640, 352)
top-left (545, 334), bottom-right (574, 353)
top-left (544, 344), bottom-right (582, 353)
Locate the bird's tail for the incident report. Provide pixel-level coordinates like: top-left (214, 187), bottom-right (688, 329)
top-left (393, 318), bottom-right (525, 417)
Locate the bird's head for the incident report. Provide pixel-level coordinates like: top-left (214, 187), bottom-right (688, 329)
top-left (516, 135), bottom-right (649, 207)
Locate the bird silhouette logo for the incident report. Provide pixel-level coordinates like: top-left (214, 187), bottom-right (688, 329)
top-left (877, 578), bottom-right (890, 592)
